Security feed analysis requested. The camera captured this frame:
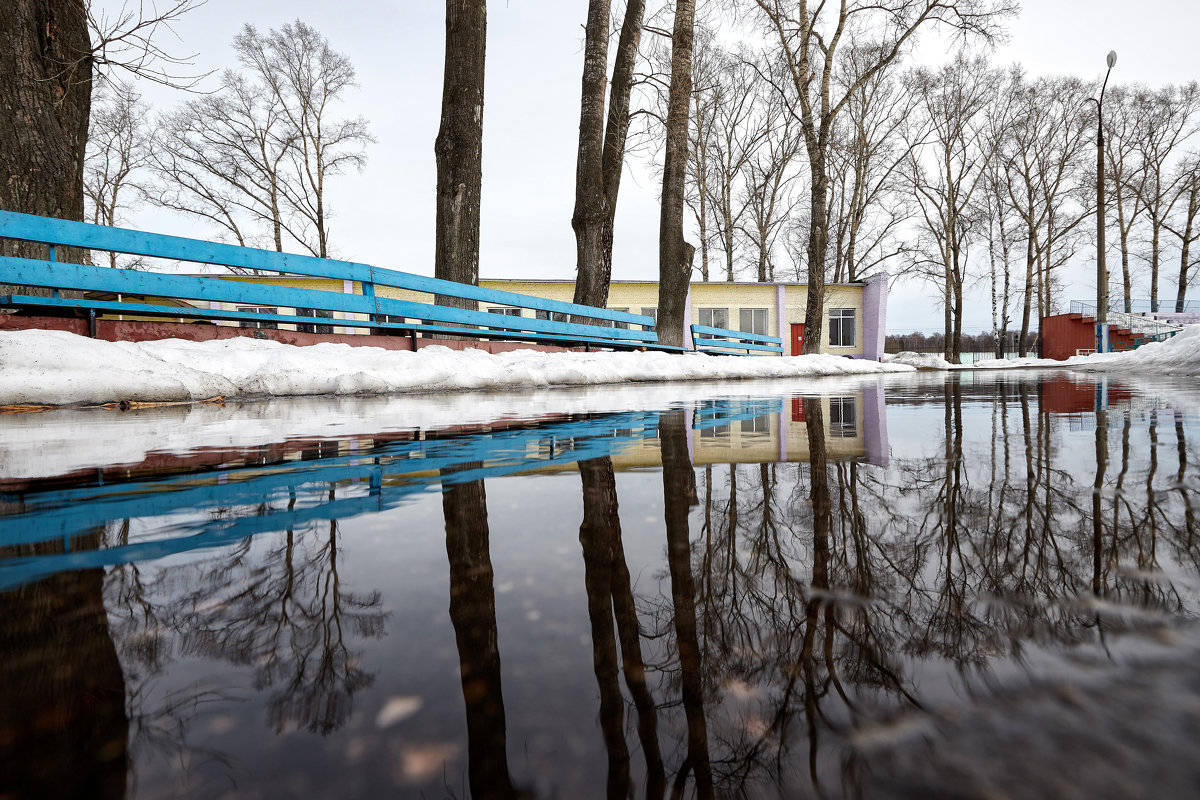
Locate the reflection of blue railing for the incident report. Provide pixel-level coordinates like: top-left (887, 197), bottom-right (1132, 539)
top-left (0, 398), bottom-right (783, 589)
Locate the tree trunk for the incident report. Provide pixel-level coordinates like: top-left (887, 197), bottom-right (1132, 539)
top-left (572, 0), bottom-right (644, 312)
top-left (1177, 186), bottom-right (1197, 312)
top-left (571, 1), bottom-right (612, 312)
top-left (803, 162), bottom-right (829, 353)
top-left (1150, 223), bottom-right (1160, 313)
top-left (656, 0), bottom-right (696, 349)
top-left (433, 1), bottom-right (486, 310)
top-left (442, 472), bottom-right (518, 800)
top-left (659, 409), bottom-right (712, 796)
top-left (0, 0), bottom-right (92, 293)
top-left (1019, 220), bottom-right (1035, 357)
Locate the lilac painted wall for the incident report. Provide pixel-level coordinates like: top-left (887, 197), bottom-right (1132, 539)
top-left (776, 284), bottom-right (786, 345)
top-left (863, 381), bottom-right (889, 467)
top-left (861, 272), bottom-right (888, 361)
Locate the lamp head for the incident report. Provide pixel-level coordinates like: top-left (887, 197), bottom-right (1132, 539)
top-left (1107, 50), bottom-right (1117, 69)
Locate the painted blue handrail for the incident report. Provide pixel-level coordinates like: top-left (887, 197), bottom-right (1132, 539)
top-left (0, 210), bottom-right (660, 346)
top-left (690, 324), bottom-right (784, 355)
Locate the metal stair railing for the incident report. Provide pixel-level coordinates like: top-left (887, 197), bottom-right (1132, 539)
top-left (1068, 301), bottom-right (1184, 343)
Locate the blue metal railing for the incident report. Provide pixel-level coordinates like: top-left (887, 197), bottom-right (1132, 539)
top-left (0, 210), bottom-right (667, 350)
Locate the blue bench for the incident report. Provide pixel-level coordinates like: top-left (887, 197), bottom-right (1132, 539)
top-left (690, 324), bottom-right (784, 355)
top-left (0, 210), bottom-right (671, 351)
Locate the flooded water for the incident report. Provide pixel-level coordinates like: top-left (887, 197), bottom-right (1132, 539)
top-left (2, 371), bottom-right (1199, 799)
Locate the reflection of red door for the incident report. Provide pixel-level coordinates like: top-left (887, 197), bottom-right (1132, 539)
top-left (790, 323), bottom-right (805, 355)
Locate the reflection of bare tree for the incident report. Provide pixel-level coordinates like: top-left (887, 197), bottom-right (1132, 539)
top-left (660, 409), bottom-right (714, 798)
top-left (577, 457), bottom-right (665, 799)
top-left (657, 377), bottom-right (1200, 796)
top-left (442, 470), bottom-right (518, 800)
top-left (167, 488), bottom-right (387, 735)
top-left (0, 534), bottom-right (128, 799)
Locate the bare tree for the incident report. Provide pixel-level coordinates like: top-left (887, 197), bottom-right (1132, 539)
top-left (151, 72), bottom-right (293, 251)
top-left (150, 22), bottom-right (370, 259)
top-left (434, 0), bottom-right (487, 309)
top-left (684, 25), bottom-right (721, 281)
top-left (234, 21), bottom-right (372, 259)
top-left (1, 0), bottom-right (202, 290)
top-left (572, 0), bottom-right (647, 311)
top-left (739, 55), bottom-right (803, 282)
top-left (656, 0), bottom-right (697, 349)
top-left (1165, 152), bottom-right (1200, 311)
top-left (1000, 73), bottom-right (1092, 355)
top-left (84, 80), bottom-right (152, 267)
top-left (826, 41), bottom-right (918, 284)
top-left (706, 51), bottom-right (764, 282)
top-left (1131, 83), bottom-right (1199, 312)
top-left (750, 0), bottom-right (1014, 353)
top-left (906, 53), bottom-right (1000, 363)
top-left (1102, 86), bottom-right (1148, 312)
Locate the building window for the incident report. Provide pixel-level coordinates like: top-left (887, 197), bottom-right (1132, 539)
top-left (296, 307), bottom-right (334, 334)
top-left (740, 414), bottom-right (771, 435)
top-left (238, 307), bottom-right (278, 329)
top-left (698, 308), bottom-right (729, 330)
top-left (829, 397), bottom-right (857, 437)
top-left (740, 308), bottom-right (769, 336)
top-left (700, 423), bottom-right (731, 439)
top-left (535, 310), bottom-right (569, 323)
top-left (610, 308), bottom-right (629, 329)
top-left (487, 307), bottom-right (522, 317)
top-left (640, 307), bottom-right (658, 330)
top-left (829, 307), bottom-right (856, 347)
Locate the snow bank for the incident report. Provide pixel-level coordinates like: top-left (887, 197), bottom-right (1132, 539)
top-left (974, 327), bottom-right (1200, 375)
top-left (885, 351), bottom-right (958, 370)
top-left (0, 329), bottom-right (914, 406)
top-left (882, 327), bottom-right (1200, 375)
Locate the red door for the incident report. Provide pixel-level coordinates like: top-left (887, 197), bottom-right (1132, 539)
top-left (790, 323), bottom-right (805, 355)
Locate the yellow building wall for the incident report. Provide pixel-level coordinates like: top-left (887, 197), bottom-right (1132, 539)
top-left (197, 276), bottom-right (865, 353)
top-left (782, 283), bottom-right (864, 355)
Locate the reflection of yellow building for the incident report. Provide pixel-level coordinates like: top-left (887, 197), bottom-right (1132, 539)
top-left (612, 391), bottom-right (884, 470)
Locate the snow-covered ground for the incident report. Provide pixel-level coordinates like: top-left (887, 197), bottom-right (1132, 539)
top-left (0, 329), bottom-right (913, 406)
top-left (885, 327), bottom-right (1200, 375)
top-left (5, 325), bottom-right (1198, 408)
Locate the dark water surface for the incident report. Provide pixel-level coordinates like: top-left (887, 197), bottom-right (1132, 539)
top-left (2, 372), bottom-right (1199, 799)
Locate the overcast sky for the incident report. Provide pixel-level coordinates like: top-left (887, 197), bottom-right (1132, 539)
top-left (107, 0), bottom-right (1200, 334)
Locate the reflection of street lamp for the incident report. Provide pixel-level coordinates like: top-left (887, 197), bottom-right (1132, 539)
top-left (1087, 51), bottom-right (1117, 353)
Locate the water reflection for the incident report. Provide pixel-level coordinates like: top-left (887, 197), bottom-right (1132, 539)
top-left (1, 374), bottom-right (1198, 798)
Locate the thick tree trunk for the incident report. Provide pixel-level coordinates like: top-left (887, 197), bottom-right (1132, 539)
top-left (570, 1), bottom-right (612, 312)
top-left (0, 0), bottom-right (92, 294)
top-left (1177, 186), bottom-right (1197, 311)
top-left (803, 164), bottom-right (829, 353)
top-left (572, 0), bottom-right (644, 312)
top-left (1150, 223), bottom-right (1161, 312)
top-left (433, 1), bottom-right (486, 310)
top-left (656, 0), bottom-right (696, 349)
top-left (1019, 222), bottom-right (1035, 358)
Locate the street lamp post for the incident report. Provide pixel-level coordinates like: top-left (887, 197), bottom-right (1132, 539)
top-left (1089, 51), bottom-right (1117, 353)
